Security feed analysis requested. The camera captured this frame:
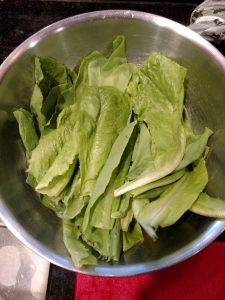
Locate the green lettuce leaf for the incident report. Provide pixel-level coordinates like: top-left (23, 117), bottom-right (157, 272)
top-left (136, 185), bottom-right (169, 200)
top-left (90, 122), bottom-right (137, 230)
top-left (120, 208), bottom-right (133, 232)
top-left (77, 86), bottom-right (131, 196)
top-left (190, 193), bottom-right (225, 218)
top-left (76, 35), bottom-right (133, 93)
top-left (37, 56), bottom-right (69, 96)
top-left (131, 168), bottom-right (185, 198)
top-left (63, 172), bottom-right (89, 219)
top-left (41, 83), bottom-right (72, 124)
top-left (82, 219), bottom-right (122, 262)
top-left (63, 219), bottom-right (97, 268)
top-left (115, 53), bottom-right (187, 196)
top-left (82, 121), bottom-right (136, 231)
top-left (176, 113), bottom-right (213, 171)
top-left (122, 220), bottom-right (144, 252)
top-left (132, 198), bottom-right (157, 240)
top-left (13, 108), bottom-right (39, 157)
top-left (31, 57), bottom-right (76, 131)
top-left (28, 104), bottom-right (78, 197)
top-left (138, 158), bottom-right (208, 228)
top-left (30, 84), bottom-right (46, 132)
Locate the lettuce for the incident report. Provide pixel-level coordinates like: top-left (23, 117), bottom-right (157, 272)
top-left (77, 86), bottom-right (131, 196)
top-left (138, 158), bottom-right (208, 229)
top-left (14, 36), bottom-right (221, 269)
top-left (114, 53), bottom-right (187, 196)
top-left (13, 108), bottom-right (39, 157)
top-left (190, 193), bottom-right (225, 218)
top-left (28, 104), bottom-right (78, 197)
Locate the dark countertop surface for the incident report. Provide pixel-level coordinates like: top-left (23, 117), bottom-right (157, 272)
top-left (1, 1), bottom-right (225, 299)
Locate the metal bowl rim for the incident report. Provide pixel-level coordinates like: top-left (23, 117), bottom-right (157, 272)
top-left (0, 10), bottom-right (225, 276)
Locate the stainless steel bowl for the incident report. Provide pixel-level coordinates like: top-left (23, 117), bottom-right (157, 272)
top-left (0, 10), bottom-right (225, 277)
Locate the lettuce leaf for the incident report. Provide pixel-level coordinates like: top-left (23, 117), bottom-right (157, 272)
top-left (28, 104), bottom-right (78, 197)
top-left (82, 121), bottom-right (136, 231)
top-left (115, 53), bottom-right (187, 196)
top-left (190, 193), bottom-right (225, 218)
top-left (13, 108), bottom-right (39, 157)
top-left (176, 114), bottom-right (213, 171)
top-left (132, 198), bottom-right (157, 240)
top-left (31, 57), bottom-right (76, 132)
top-left (63, 219), bottom-right (97, 268)
top-left (76, 35), bottom-right (133, 93)
top-left (131, 168), bottom-right (185, 198)
top-left (138, 158), bottom-right (208, 228)
top-left (77, 86), bottom-right (131, 196)
top-left (122, 220), bottom-right (144, 252)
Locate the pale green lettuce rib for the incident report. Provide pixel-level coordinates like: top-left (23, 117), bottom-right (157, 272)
top-left (76, 35), bottom-right (133, 93)
top-left (77, 86), bottom-right (131, 196)
top-left (122, 221), bottom-right (144, 252)
top-left (31, 57), bottom-right (76, 132)
top-left (28, 105), bottom-right (78, 197)
top-left (175, 114), bottom-right (213, 171)
top-left (131, 168), bottom-right (185, 198)
top-left (115, 53), bottom-right (187, 197)
top-left (13, 108), bottom-right (39, 157)
top-left (63, 219), bottom-right (97, 268)
top-left (138, 158), bottom-right (208, 229)
top-left (190, 193), bottom-right (225, 218)
top-left (132, 198), bottom-right (157, 240)
top-left (82, 121), bottom-right (137, 232)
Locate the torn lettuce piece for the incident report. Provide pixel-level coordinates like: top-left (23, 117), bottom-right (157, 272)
top-left (111, 195), bottom-right (130, 219)
top-left (76, 35), bottom-right (133, 93)
top-left (175, 113), bottom-right (213, 171)
top-left (63, 172), bottom-right (88, 219)
top-left (115, 53), bottom-right (187, 196)
top-left (82, 219), bottom-right (122, 262)
top-left (82, 121), bottom-right (136, 231)
top-left (41, 83), bottom-right (72, 124)
top-left (138, 158), bottom-right (208, 229)
top-left (90, 174), bottom-right (116, 230)
top-left (13, 108), bottom-right (39, 158)
top-left (41, 196), bottom-right (65, 218)
top-left (37, 56), bottom-right (69, 97)
top-left (36, 159), bottom-right (76, 197)
top-left (30, 84), bottom-right (45, 132)
top-left (63, 219), bottom-right (97, 268)
top-left (90, 123), bottom-right (137, 230)
top-left (131, 168), bottom-right (185, 198)
top-left (120, 208), bottom-right (133, 232)
top-left (136, 185), bottom-right (169, 200)
top-left (132, 198), bottom-right (157, 240)
top-left (110, 219), bottom-right (122, 262)
top-left (28, 104), bottom-right (78, 197)
top-left (31, 57), bottom-right (76, 131)
top-left (190, 193), bottom-right (225, 218)
top-left (122, 220), bottom-right (144, 252)
top-left (77, 85), bottom-right (131, 197)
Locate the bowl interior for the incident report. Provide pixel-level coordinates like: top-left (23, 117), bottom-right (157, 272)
top-left (0, 11), bottom-right (225, 276)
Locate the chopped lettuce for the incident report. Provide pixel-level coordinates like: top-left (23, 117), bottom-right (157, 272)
top-left (77, 86), bottom-right (131, 196)
top-left (14, 35), bottom-right (221, 269)
top-left (63, 219), bottom-right (97, 268)
top-left (138, 159), bottom-right (208, 229)
top-left (28, 104), bottom-right (78, 197)
top-left (76, 35), bottom-right (133, 93)
top-left (114, 53), bottom-right (187, 196)
top-left (13, 108), bottom-right (39, 157)
top-left (82, 121), bottom-right (136, 231)
top-left (190, 193), bottom-right (225, 218)
top-left (122, 220), bottom-right (144, 252)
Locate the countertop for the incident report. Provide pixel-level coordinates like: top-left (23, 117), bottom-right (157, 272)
top-left (0, 1), bottom-right (225, 299)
